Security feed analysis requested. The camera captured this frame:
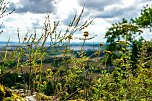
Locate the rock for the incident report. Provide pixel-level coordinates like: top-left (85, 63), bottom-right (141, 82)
top-left (26, 95), bottom-right (36, 101)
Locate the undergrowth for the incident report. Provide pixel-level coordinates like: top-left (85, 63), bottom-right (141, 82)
top-left (0, 0), bottom-right (152, 101)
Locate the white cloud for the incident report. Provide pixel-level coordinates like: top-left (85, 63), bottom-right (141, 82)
top-left (55, 0), bottom-right (82, 20)
top-left (0, 0), bottom-right (152, 42)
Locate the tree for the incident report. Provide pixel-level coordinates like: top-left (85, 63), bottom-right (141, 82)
top-left (132, 5), bottom-right (152, 69)
top-left (133, 5), bottom-right (152, 29)
top-left (104, 18), bottom-right (142, 66)
top-left (0, 0), bottom-right (15, 34)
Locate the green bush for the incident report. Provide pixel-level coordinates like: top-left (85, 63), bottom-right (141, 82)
top-left (0, 1), bottom-right (152, 100)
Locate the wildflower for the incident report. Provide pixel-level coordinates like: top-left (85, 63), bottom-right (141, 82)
top-left (24, 37), bottom-right (27, 41)
top-left (83, 31), bottom-right (89, 37)
top-left (104, 50), bottom-right (112, 54)
top-left (47, 76), bottom-right (52, 78)
top-left (35, 65), bottom-right (39, 67)
top-left (43, 81), bottom-right (47, 85)
top-left (118, 59), bottom-right (124, 63)
top-left (116, 40), bottom-right (130, 45)
top-left (94, 51), bottom-right (100, 56)
top-left (34, 81), bottom-right (39, 84)
top-left (141, 63), bottom-right (144, 67)
top-left (0, 84), bottom-right (5, 96)
top-left (67, 34), bottom-right (73, 40)
top-left (47, 69), bottom-right (52, 73)
top-left (79, 90), bottom-right (85, 93)
top-left (99, 43), bottom-right (104, 47)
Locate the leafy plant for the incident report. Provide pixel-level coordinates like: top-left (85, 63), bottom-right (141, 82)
top-left (0, 0), bottom-right (152, 100)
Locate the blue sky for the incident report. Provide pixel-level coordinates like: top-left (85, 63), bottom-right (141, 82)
top-left (0, 0), bottom-right (152, 42)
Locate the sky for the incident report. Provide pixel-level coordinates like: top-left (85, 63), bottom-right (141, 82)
top-left (0, 0), bottom-right (152, 42)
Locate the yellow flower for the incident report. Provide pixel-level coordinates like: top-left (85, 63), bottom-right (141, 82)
top-left (67, 34), bottom-right (73, 39)
top-left (24, 37), bottom-right (27, 41)
top-left (99, 43), bottom-right (104, 47)
top-left (118, 59), bottom-right (124, 63)
top-left (83, 31), bottom-right (89, 37)
top-left (141, 63), bottom-right (144, 67)
top-left (34, 81), bottom-right (39, 84)
top-left (104, 50), bottom-right (112, 54)
top-left (43, 81), bottom-right (47, 85)
top-left (0, 84), bottom-right (5, 96)
top-left (94, 51), bottom-right (100, 56)
top-left (47, 76), bottom-right (52, 78)
top-left (47, 69), bottom-right (51, 72)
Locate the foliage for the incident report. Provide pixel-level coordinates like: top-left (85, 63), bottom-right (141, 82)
top-left (104, 18), bottom-right (143, 65)
top-left (133, 5), bottom-right (152, 28)
top-left (0, 84), bottom-right (24, 101)
top-left (0, 0), bottom-right (152, 100)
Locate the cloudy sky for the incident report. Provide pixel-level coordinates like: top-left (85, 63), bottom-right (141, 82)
top-left (0, 0), bottom-right (152, 42)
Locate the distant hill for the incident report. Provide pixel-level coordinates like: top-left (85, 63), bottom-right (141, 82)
top-left (0, 42), bottom-right (107, 51)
